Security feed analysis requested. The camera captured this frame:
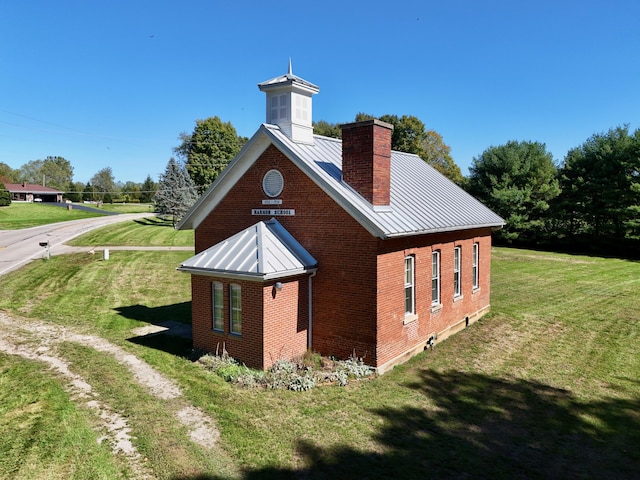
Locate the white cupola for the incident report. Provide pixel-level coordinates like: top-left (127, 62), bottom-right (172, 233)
top-left (258, 61), bottom-right (319, 144)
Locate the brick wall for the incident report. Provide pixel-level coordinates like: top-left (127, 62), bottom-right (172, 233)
top-left (262, 275), bottom-right (309, 368)
top-left (191, 275), bottom-right (265, 369)
top-left (375, 229), bottom-right (493, 371)
top-left (194, 144), bottom-right (379, 364)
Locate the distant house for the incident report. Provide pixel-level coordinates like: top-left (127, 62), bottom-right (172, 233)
top-left (4, 183), bottom-right (64, 203)
top-left (177, 67), bottom-right (504, 373)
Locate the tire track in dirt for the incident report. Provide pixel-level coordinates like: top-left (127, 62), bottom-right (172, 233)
top-left (0, 312), bottom-right (219, 477)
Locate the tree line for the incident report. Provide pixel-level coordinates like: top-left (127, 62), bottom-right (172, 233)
top-left (468, 126), bottom-right (640, 255)
top-left (3, 115), bottom-right (638, 256)
top-left (0, 158), bottom-right (158, 204)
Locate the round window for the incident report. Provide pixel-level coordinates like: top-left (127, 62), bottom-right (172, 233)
top-left (262, 169), bottom-right (284, 197)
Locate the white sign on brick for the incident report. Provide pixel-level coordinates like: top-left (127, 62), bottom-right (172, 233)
top-left (251, 209), bottom-right (295, 216)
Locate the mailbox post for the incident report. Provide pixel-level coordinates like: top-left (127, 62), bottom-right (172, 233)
top-left (39, 241), bottom-right (50, 260)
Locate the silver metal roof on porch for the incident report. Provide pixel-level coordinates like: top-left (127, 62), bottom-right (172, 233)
top-left (177, 218), bottom-right (317, 281)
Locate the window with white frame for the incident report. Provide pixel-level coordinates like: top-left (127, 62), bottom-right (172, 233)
top-left (431, 251), bottom-right (440, 305)
top-left (212, 282), bottom-right (224, 331)
top-left (472, 243), bottom-right (479, 290)
top-left (230, 284), bottom-right (242, 335)
top-left (454, 246), bottom-right (462, 297)
top-left (404, 256), bottom-right (415, 315)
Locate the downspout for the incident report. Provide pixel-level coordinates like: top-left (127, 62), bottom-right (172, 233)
top-left (308, 270), bottom-right (317, 350)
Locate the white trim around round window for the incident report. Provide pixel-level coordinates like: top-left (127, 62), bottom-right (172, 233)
top-left (262, 169), bottom-right (284, 197)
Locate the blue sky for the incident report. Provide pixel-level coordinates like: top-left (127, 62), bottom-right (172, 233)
top-left (1, 0), bottom-right (639, 185)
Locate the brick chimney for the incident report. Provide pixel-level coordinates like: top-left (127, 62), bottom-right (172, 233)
top-left (340, 119), bottom-right (393, 206)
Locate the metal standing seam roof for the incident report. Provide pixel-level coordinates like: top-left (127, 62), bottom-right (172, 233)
top-left (264, 125), bottom-right (505, 237)
top-left (177, 218), bottom-right (317, 281)
top-left (3, 183), bottom-right (64, 194)
top-left (177, 123), bottom-right (504, 237)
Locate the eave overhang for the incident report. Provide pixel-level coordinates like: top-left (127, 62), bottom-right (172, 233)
top-left (176, 266), bottom-right (318, 282)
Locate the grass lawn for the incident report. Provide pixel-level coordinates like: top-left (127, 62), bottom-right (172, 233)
top-left (0, 246), bottom-right (639, 478)
top-left (92, 203), bottom-right (155, 214)
top-left (0, 354), bottom-right (125, 479)
top-left (0, 202), bottom-right (103, 229)
top-left (67, 216), bottom-right (194, 247)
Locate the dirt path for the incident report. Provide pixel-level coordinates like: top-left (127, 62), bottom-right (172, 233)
top-left (0, 311), bottom-right (219, 478)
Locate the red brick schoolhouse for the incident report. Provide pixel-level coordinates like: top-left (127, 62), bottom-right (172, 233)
top-left (177, 67), bottom-right (504, 374)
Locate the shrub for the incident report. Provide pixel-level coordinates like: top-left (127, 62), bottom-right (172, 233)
top-left (0, 182), bottom-right (11, 206)
top-left (196, 350), bottom-right (375, 391)
top-left (335, 358), bottom-right (374, 379)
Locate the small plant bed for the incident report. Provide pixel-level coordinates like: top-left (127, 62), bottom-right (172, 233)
top-left (194, 349), bottom-right (375, 391)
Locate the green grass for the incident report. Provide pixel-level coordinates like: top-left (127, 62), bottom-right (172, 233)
top-left (91, 203), bottom-right (155, 214)
top-left (0, 354), bottom-right (125, 479)
top-left (0, 246), bottom-right (639, 478)
top-left (0, 251), bottom-right (193, 334)
top-left (0, 202), bottom-right (103, 229)
top-left (68, 216), bottom-right (194, 247)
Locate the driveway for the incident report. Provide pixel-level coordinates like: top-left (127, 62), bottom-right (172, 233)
top-left (0, 213), bottom-right (156, 275)
top-left (50, 202), bottom-right (121, 215)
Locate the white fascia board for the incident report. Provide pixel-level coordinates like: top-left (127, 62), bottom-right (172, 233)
top-left (176, 267), bottom-right (264, 281)
top-left (176, 266), bottom-right (318, 282)
top-left (262, 267), bottom-right (318, 280)
top-left (176, 129), bottom-right (273, 231)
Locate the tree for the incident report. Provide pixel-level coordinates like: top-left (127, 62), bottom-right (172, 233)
top-left (174, 117), bottom-right (247, 193)
top-left (16, 159), bottom-right (44, 184)
top-left (0, 162), bottom-right (16, 183)
top-left (122, 181), bottom-right (141, 202)
top-left (41, 156), bottom-right (74, 191)
top-left (313, 120), bottom-right (342, 139)
top-left (0, 181), bottom-right (11, 206)
top-left (82, 182), bottom-right (96, 202)
top-left (379, 114), bottom-right (426, 156)
top-left (140, 174), bottom-right (157, 203)
top-left (15, 156), bottom-right (74, 190)
top-left (554, 126), bottom-right (640, 242)
top-left (65, 182), bottom-right (82, 203)
top-left (467, 140), bottom-right (560, 243)
top-left (422, 130), bottom-right (464, 186)
top-left (90, 167), bottom-right (115, 200)
top-left (154, 158), bottom-right (198, 227)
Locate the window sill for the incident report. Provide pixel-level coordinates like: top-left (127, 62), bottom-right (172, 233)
top-left (212, 328), bottom-right (224, 334)
top-left (403, 313), bottom-right (418, 325)
top-left (431, 303), bottom-right (442, 314)
top-left (472, 287), bottom-right (481, 294)
top-left (453, 295), bottom-right (463, 303)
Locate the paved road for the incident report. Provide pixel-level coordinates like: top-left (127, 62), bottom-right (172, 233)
top-left (0, 213), bottom-right (156, 275)
top-left (50, 202), bottom-right (127, 215)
